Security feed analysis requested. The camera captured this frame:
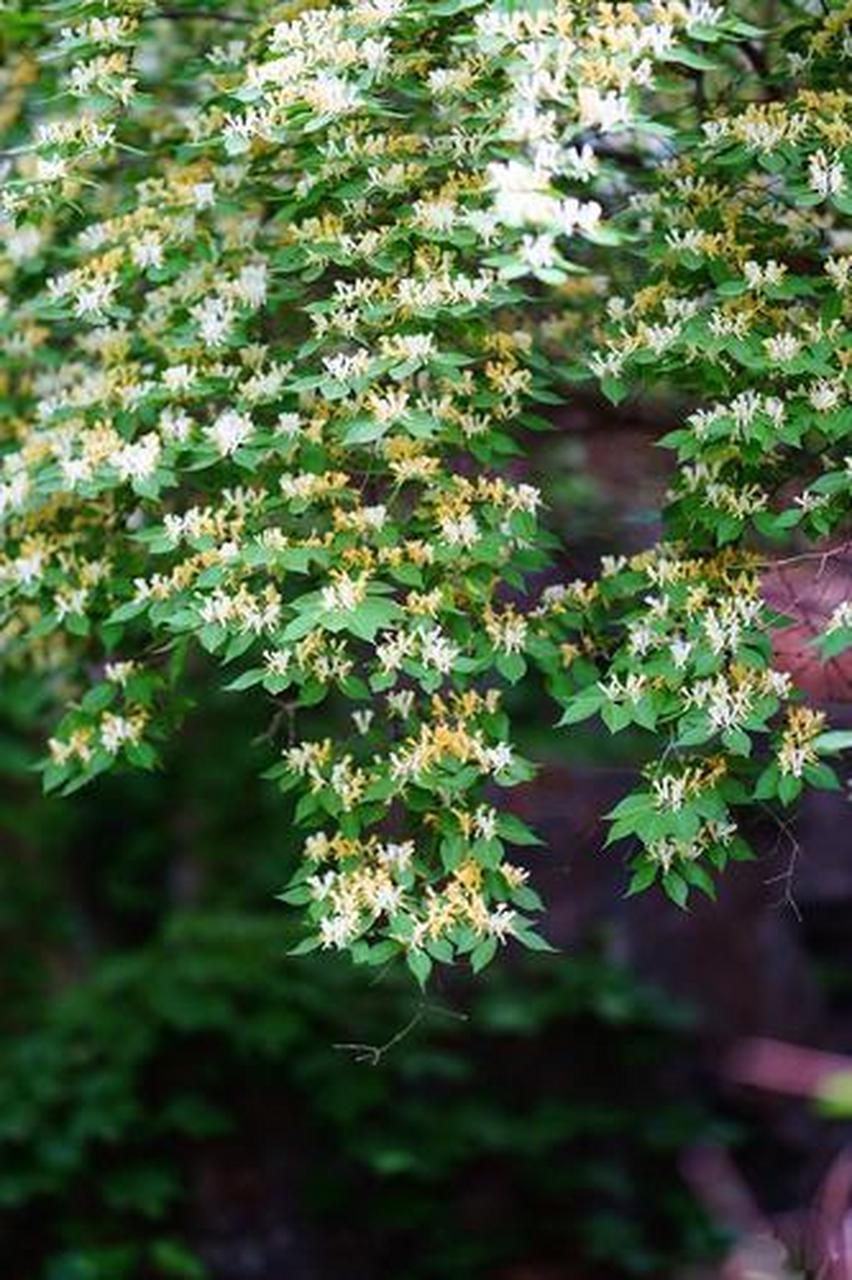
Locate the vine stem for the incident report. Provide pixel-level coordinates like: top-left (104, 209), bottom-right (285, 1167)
top-left (760, 539), bottom-right (852, 574)
top-left (333, 1001), bottom-right (468, 1066)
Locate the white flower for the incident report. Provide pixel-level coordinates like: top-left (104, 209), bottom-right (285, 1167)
top-left (485, 742), bottom-right (514, 774)
top-left (827, 602), bottom-right (852, 633)
top-left (361, 504), bottom-right (387, 529)
top-left (60, 456), bottom-right (94, 487)
top-left (6, 224), bottom-right (43, 264)
top-left (14, 550), bottom-right (43, 585)
top-left (520, 233), bottom-right (558, 273)
top-left (277, 412), bottom-right (301, 437)
top-left (666, 227), bottom-right (704, 253)
top-left (826, 256), bottom-right (852, 289)
top-left (686, 0), bottom-right (723, 24)
top-left (440, 513), bottom-right (478, 548)
top-left (356, 0), bottom-right (406, 21)
top-left (412, 197), bottom-right (456, 232)
top-left (105, 661), bottom-right (136, 685)
top-left (599, 672), bottom-right (647, 704)
top-left (379, 840), bottom-right (414, 871)
top-left (652, 773), bottom-right (690, 813)
top-left (488, 160), bottom-right (558, 227)
top-left (321, 573), bottom-right (367, 612)
top-left (113, 432), bottom-right (162, 483)
top-left (192, 182), bottom-right (216, 210)
top-left (420, 626), bottom-right (459, 674)
top-left (642, 21), bottom-right (675, 55)
top-left (466, 209), bottom-right (500, 244)
top-left (55, 587), bottom-right (88, 620)
top-left (192, 296), bottom-right (235, 347)
top-left (159, 407), bottom-right (193, 442)
top-left (100, 713), bottom-right (143, 754)
top-left (669, 638), bottom-right (693, 669)
top-left (352, 709), bottom-right (375, 734)
top-left (561, 144), bottom-right (598, 183)
top-left (809, 381), bottom-right (841, 412)
top-left (387, 689), bottom-right (415, 717)
top-left (234, 261), bottom-right (267, 308)
top-left (512, 484), bottom-right (541, 513)
top-left (792, 490), bottom-right (818, 512)
top-left (307, 74), bottom-right (361, 116)
top-left (428, 65), bottom-right (472, 97)
top-left (744, 259), bottom-right (787, 290)
top-left (577, 87), bottom-right (631, 132)
top-left (35, 155), bottom-right (68, 183)
top-left (373, 881), bottom-right (404, 915)
top-left (645, 323), bottom-right (679, 354)
top-left (130, 232), bottom-right (163, 270)
top-left (767, 670), bottom-right (793, 697)
top-left (473, 806), bottom-right (498, 840)
top-left (628, 621), bottom-right (656, 656)
top-left (307, 871), bottom-right (336, 901)
top-left (808, 150), bottom-right (846, 199)
top-left (322, 350), bottom-right (371, 382)
top-left (206, 409), bottom-right (253, 455)
top-left (319, 913), bottom-right (357, 949)
top-left (74, 275), bottom-right (118, 318)
top-left (764, 333), bottom-right (802, 364)
top-left (264, 649), bottom-right (292, 676)
top-left (380, 332), bottom-right (435, 363)
top-left (600, 556), bottom-right (628, 578)
top-left (163, 364), bottom-right (194, 392)
top-left (487, 905), bottom-right (516, 942)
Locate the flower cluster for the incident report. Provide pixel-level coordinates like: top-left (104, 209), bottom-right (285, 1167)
top-left (1, 0), bottom-right (849, 969)
top-left (548, 1), bottom-right (852, 903)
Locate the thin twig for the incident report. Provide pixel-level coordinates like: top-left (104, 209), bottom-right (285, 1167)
top-left (333, 1001), bottom-right (468, 1066)
top-left (760, 800), bottom-right (803, 922)
top-left (764, 539), bottom-right (852, 573)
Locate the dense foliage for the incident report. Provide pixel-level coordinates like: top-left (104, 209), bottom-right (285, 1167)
top-left (1, 0), bottom-right (851, 978)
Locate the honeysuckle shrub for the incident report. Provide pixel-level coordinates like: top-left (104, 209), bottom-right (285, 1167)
top-left (0, 0), bottom-right (850, 981)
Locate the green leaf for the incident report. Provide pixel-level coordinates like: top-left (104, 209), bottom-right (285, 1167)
top-left (662, 871), bottom-right (688, 909)
top-left (625, 862), bottom-right (658, 896)
top-left (601, 376), bottom-right (628, 404)
top-left (778, 773), bottom-right (802, 807)
top-left (814, 730), bottom-right (852, 754)
top-left (513, 926), bottom-right (556, 953)
top-left (342, 416), bottom-right (387, 445)
top-left (803, 762), bottom-right (841, 791)
top-left (287, 935), bottom-right (321, 956)
top-left (406, 948), bottom-right (433, 988)
top-left (470, 937), bottom-right (497, 973)
top-left (815, 1071), bottom-right (852, 1118)
top-left (496, 812), bottom-right (543, 846)
top-left (663, 47), bottom-right (721, 70)
top-left (722, 728), bottom-right (751, 756)
top-left (345, 598), bottom-right (402, 642)
top-left (149, 1240), bottom-right (207, 1279)
top-left (680, 862), bottom-right (716, 900)
top-left (81, 683), bottom-right (115, 714)
top-left (496, 651), bottom-right (526, 684)
top-left (223, 667), bottom-right (264, 691)
top-left (754, 763), bottom-right (780, 800)
top-left (557, 686), bottom-right (603, 726)
top-left (607, 791), bottom-right (654, 821)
